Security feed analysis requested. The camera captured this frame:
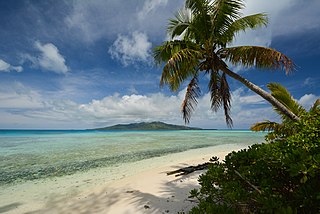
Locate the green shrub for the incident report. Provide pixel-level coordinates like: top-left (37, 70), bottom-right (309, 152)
top-left (190, 111), bottom-right (320, 213)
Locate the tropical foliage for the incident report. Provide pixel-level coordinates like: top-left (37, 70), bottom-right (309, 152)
top-left (251, 82), bottom-right (320, 141)
top-left (154, 0), bottom-right (299, 127)
top-left (189, 108), bottom-right (320, 213)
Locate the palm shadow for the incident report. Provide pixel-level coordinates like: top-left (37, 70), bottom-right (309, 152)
top-left (25, 189), bottom-right (122, 214)
top-left (25, 168), bottom-right (205, 214)
top-left (127, 171), bottom-right (203, 213)
top-left (0, 202), bottom-right (23, 213)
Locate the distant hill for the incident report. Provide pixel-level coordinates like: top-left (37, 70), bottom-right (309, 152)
top-left (93, 121), bottom-right (202, 131)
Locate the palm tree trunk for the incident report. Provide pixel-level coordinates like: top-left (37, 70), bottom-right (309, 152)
top-left (220, 67), bottom-right (300, 121)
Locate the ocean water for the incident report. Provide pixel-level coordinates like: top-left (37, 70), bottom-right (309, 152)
top-left (0, 130), bottom-right (265, 185)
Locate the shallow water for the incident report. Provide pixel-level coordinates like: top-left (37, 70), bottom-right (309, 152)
top-left (0, 130), bottom-right (265, 185)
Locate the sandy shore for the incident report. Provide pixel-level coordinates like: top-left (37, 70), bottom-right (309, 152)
top-left (0, 143), bottom-right (246, 214)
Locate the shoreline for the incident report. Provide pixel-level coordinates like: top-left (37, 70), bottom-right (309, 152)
top-left (0, 143), bottom-right (248, 214)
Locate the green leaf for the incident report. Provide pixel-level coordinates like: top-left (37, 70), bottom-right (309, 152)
top-left (219, 46), bottom-right (296, 74)
top-left (300, 175), bottom-right (308, 184)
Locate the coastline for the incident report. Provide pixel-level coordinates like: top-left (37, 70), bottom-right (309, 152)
top-left (1, 143), bottom-right (248, 214)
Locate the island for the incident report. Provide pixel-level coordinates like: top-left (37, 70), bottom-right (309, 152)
top-left (92, 121), bottom-right (203, 131)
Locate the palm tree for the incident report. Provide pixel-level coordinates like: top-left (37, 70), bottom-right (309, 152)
top-left (251, 82), bottom-right (320, 141)
top-left (154, 0), bottom-right (300, 127)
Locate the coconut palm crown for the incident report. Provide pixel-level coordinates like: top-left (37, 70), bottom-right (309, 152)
top-left (154, 0), bottom-right (299, 127)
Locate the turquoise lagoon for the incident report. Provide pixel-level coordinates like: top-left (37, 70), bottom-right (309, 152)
top-left (0, 130), bottom-right (265, 185)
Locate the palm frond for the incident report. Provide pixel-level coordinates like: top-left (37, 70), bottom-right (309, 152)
top-left (184, 0), bottom-right (213, 43)
top-left (267, 83), bottom-right (305, 119)
top-left (219, 46), bottom-right (296, 74)
top-left (211, 0), bottom-right (244, 37)
top-left (309, 98), bottom-right (320, 113)
top-left (153, 40), bottom-right (200, 64)
top-left (250, 120), bottom-right (280, 132)
top-left (154, 41), bottom-right (202, 91)
top-left (155, 42), bottom-right (202, 91)
top-left (209, 71), bottom-right (222, 112)
top-left (181, 76), bottom-right (201, 124)
top-left (186, 0), bottom-right (210, 14)
top-left (220, 72), bottom-right (233, 127)
top-left (168, 8), bottom-right (193, 39)
top-left (208, 71), bottom-right (232, 127)
top-left (220, 13), bottom-right (268, 44)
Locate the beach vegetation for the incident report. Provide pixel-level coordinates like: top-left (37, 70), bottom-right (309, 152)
top-left (154, 0), bottom-right (299, 127)
top-left (189, 98), bottom-right (320, 213)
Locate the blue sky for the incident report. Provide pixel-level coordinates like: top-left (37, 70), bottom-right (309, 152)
top-left (0, 0), bottom-right (319, 129)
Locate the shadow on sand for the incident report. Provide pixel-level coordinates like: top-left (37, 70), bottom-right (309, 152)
top-left (128, 173), bottom-right (201, 213)
top-left (26, 169), bottom-right (203, 214)
top-left (0, 202), bottom-right (22, 213)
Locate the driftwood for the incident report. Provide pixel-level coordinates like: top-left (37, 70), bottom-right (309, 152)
top-left (167, 162), bottom-right (210, 177)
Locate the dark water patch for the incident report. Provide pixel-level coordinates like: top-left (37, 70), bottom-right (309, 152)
top-left (0, 144), bottom-right (213, 185)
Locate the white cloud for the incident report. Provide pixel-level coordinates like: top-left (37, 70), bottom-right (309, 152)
top-left (78, 93), bottom-right (183, 123)
top-left (0, 82), bottom-right (83, 129)
top-left (298, 94), bottom-right (319, 110)
top-left (4, 83), bottom-right (318, 129)
top-left (69, 90), bottom-right (316, 129)
top-left (231, 0), bottom-right (288, 47)
top-left (231, 0), bottom-right (319, 47)
top-left (63, 0), bottom-right (319, 46)
top-left (239, 95), bottom-right (265, 105)
top-left (138, 0), bottom-right (169, 20)
top-left (0, 81), bottom-right (279, 129)
top-left (242, 0), bottom-right (293, 18)
top-left (0, 59), bottom-right (23, 72)
top-left (128, 86), bottom-right (138, 94)
top-left (65, 0), bottom-right (183, 44)
top-left (0, 82), bottom-right (44, 109)
top-left (34, 41), bottom-right (69, 74)
top-left (108, 31), bottom-right (152, 66)
top-left (268, 0), bottom-right (320, 37)
top-left (64, 0), bottom-right (115, 43)
top-left (302, 77), bottom-right (319, 88)
top-left (303, 77), bottom-right (313, 86)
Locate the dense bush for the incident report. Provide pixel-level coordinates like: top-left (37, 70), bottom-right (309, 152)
top-left (190, 111), bottom-right (320, 213)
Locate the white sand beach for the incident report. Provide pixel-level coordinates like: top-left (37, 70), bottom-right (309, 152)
top-left (0, 144), bottom-right (245, 214)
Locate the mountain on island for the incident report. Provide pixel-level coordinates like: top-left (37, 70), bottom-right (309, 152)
top-left (94, 121), bottom-right (202, 131)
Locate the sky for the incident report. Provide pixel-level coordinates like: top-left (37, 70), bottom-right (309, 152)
top-left (0, 0), bottom-right (319, 130)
